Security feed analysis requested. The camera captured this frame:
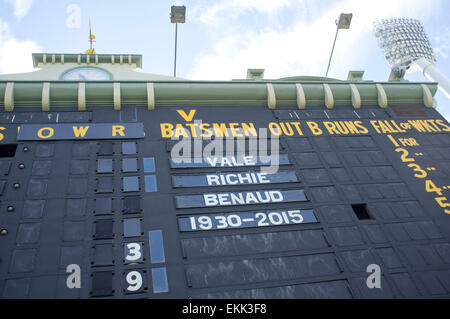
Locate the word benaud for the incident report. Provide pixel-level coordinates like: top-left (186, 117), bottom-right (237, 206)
top-left (170, 154), bottom-right (290, 168)
top-left (176, 189), bottom-right (307, 208)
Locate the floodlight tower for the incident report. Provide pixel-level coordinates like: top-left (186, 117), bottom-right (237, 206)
top-left (171, 5), bottom-right (186, 78)
top-left (374, 18), bottom-right (450, 98)
top-left (325, 13), bottom-right (353, 77)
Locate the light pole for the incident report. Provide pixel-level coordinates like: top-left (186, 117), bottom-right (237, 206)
top-left (373, 18), bottom-right (450, 98)
top-left (171, 5), bottom-right (186, 78)
top-left (325, 13), bottom-right (353, 77)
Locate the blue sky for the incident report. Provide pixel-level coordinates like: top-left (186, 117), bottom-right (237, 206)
top-left (0, 0), bottom-right (449, 119)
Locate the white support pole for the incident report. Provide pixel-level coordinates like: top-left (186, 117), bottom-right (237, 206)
top-left (410, 57), bottom-right (450, 99)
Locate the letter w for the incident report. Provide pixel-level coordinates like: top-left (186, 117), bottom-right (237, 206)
top-left (73, 126), bottom-right (90, 137)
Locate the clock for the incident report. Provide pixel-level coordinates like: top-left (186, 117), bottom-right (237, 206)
top-left (61, 67), bottom-right (112, 80)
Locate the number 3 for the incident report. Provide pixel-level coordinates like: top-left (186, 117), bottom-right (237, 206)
top-left (126, 243), bottom-right (142, 261)
top-left (407, 163), bottom-right (427, 178)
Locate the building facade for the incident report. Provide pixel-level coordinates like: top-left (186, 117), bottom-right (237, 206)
top-left (0, 52), bottom-right (450, 298)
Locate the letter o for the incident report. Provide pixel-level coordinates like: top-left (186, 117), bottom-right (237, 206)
top-left (268, 122), bottom-right (282, 136)
top-left (37, 127), bottom-right (55, 139)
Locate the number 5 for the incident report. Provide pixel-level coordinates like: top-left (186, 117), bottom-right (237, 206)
top-left (435, 197), bottom-right (450, 214)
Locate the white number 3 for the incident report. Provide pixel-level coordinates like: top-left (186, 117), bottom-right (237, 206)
top-left (126, 243), bottom-right (142, 261)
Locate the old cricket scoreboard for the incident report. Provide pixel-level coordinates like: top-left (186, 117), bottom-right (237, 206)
top-left (0, 53), bottom-right (450, 299)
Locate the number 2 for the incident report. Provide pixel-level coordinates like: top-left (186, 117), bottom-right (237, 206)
top-left (396, 148), bottom-right (414, 163)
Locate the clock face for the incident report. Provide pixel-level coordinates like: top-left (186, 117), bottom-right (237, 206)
top-left (61, 67), bottom-right (112, 81)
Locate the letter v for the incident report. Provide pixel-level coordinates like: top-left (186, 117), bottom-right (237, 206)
top-left (177, 109), bottom-right (196, 122)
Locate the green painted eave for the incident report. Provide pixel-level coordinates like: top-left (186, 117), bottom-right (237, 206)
top-left (0, 80), bottom-right (438, 109)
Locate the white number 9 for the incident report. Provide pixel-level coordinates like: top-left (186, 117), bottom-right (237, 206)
top-left (198, 216), bottom-right (212, 230)
top-left (126, 271), bottom-right (143, 292)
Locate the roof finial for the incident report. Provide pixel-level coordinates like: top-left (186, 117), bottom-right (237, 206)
top-left (85, 19), bottom-right (96, 54)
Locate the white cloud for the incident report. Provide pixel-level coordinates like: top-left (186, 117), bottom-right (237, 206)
top-left (0, 18), bottom-right (42, 74)
top-left (434, 27), bottom-right (450, 60)
top-left (187, 0), bottom-right (442, 81)
top-left (191, 0), bottom-right (291, 26)
top-left (4, 0), bottom-right (33, 21)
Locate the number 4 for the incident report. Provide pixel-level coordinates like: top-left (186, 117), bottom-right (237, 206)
top-left (426, 180), bottom-right (443, 196)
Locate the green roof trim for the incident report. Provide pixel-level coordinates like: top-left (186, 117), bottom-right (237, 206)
top-left (0, 80), bottom-right (438, 110)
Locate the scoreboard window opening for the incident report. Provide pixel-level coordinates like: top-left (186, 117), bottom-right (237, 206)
top-left (351, 203), bottom-right (373, 220)
top-left (0, 144), bottom-right (17, 158)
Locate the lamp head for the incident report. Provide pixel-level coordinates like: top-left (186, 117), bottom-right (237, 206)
top-left (171, 5), bottom-right (186, 23)
top-left (373, 18), bottom-right (436, 69)
top-left (336, 13), bottom-right (353, 29)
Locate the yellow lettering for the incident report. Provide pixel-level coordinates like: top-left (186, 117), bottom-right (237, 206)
top-left (390, 120), bottom-right (406, 133)
top-left (242, 123), bottom-right (257, 137)
top-left (378, 121), bottom-right (392, 134)
top-left (408, 120), bottom-right (427, 133)
top-left (408, 120), bottom-right (438, 133)
top-left (343, 121), bottom-right (360, 134)
top-left (323, 122), bottom-right (340, 135)
top-left (354, 121), bottom-right (369, 134)
top-left (291, 122), bottom-right (303, 136)
top-left (307, 121), bottom-right (322, 135)
top-left (73, 126), bottom-right (90, 137)
top-left (268, 122), bottom-right (282, 136)
top-left (279, 122), bottom-right (294, 136)
top-left (174, 124), bottom-right (189, 138)
top-left (370, 120), bottom-right (382, 134)
top-left (0, 127), bottom-right (5, 141)
top-left (37, 127), bottom-right (54, 139)
top-left (200, 123), bottom-right (212, 138)
top-left (185, 123), bottom-right (198, 137)
top-left (176, 109), bottom-right (196, 122)
top-left (212, 123), bottom-right (229, 137)
top-left (112, 125), bottom-right (125, 137)
top-left (160, 123), bottom-right (174, 138)
top-left (427, 120), bottom-right (441, 132)
top-left (229, 123), bottom-right (243, 137)
top-left (436, 120), bottom-right (450, 132)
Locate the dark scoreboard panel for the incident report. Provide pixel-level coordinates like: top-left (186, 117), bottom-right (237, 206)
top-left (0, 104), bottom-right (450, 299)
